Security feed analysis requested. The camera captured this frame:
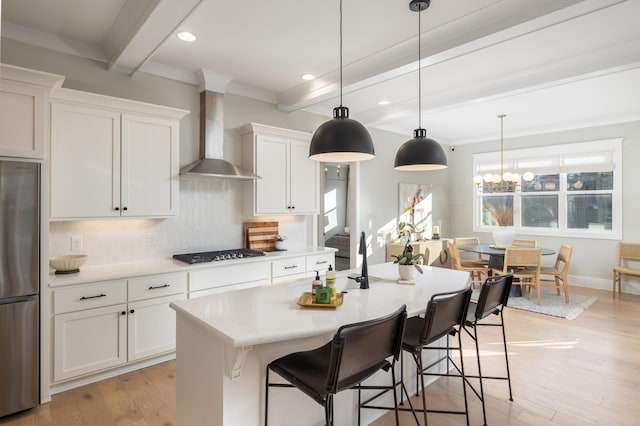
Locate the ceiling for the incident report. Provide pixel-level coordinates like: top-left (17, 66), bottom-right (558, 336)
top-left (2, 0), bottom-right (639, 145)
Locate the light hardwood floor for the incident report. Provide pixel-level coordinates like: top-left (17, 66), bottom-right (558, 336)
top-left (2, 286), bottom-right (639, 426)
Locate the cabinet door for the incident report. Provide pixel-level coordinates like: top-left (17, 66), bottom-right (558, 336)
top-left (121, 114), bottom-right (179, 217)
top-left (54, 304), bottom-right (127, 382)
top-left (51, 103), bottom-right (121, 218)
top-left (254, 134), bottom-right (290, 214)
top-left (289, 139), bottom-right (319, 214)
top-left (127, 294), bottom-right (184, 362)
top-left (0, 81), bottom-right (45, 158)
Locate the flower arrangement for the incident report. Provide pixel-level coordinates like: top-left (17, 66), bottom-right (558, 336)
top-left (396, 221), bottom-right (414, 240)
top-left (392, 222), bottom-right (424, 273)
top-left (484, 202), bottom-right (513, 226)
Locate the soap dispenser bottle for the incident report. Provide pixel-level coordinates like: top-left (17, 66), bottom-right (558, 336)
top-left (312, 270), bottom-right (323, 296)
top-left (326, 265), bottom-right (336, 300)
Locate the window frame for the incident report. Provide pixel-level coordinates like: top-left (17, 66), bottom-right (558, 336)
top-left (472, 138), bottom-right (622, 240)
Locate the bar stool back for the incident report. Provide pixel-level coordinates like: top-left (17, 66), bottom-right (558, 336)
top-left (400, 287), bottom-right (472, 426)
top-left (265, 305), bottom-right (407, 426)
top-left (463, 274), bottom-right (514, 426)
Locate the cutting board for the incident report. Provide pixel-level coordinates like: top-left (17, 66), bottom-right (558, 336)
top-left (243, 221), bottom-right (279, 251)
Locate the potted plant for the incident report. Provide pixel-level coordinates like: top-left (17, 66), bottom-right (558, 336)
top-left (392, 243), bottom-right (424, 280)
top-left (397, 221), bottom-right (415, 244)
top-left (485, 202), bottom-right (515, 248)
top-left (273, 234), bottom-right (287, 250)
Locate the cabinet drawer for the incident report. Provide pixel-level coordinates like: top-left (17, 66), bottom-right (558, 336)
top-left (54, 280), bottom-right (127, 314)
top-left (272, 256), bottom-right (306, 278)
top-left (128, 272), bottom-right (187, 301)
top-left (306, 253), bottom-right (335, 272)
top-left (189, 261), bottom-right (271, 292)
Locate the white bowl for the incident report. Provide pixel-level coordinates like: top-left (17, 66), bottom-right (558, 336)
top-left (50, 254), bottom-right (88, 274)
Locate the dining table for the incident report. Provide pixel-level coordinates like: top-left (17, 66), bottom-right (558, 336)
top-left (458, 243), bottom-right (555, 271)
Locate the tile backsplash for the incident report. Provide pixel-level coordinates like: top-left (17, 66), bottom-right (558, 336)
top-left (49, 178), bottom-right (314, 266)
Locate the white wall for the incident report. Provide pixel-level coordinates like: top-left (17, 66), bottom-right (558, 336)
top-left (447, 120), bottom-right (640, 294)
top-left (359, 128), bottom-right (451, 265)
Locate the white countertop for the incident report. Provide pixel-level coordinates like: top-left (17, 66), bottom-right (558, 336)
top-left (170, 262), bottom-right (470, 348)
top-left (49, 247), bottom-right (336, 288)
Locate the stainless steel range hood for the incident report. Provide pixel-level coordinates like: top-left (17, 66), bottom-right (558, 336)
top-left (180, 91), bottom-right (260, 179)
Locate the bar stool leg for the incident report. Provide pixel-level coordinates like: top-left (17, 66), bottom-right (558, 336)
top-left (500, 313), bottom-right (514, 401)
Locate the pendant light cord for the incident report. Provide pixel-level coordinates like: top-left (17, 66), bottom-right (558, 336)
top-left (499, 114), bottom-right (505, 180)
top-left (418, 8), bottom-right (422, 130)
top-left (339, 0), bottom-right (343, 107)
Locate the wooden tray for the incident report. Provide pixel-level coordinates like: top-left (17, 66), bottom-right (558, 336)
top-left (297, 292), bottom-right (344, 309)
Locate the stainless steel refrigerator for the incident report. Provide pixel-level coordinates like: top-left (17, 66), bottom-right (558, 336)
top-left (0, 160), bottom-right (40, 418)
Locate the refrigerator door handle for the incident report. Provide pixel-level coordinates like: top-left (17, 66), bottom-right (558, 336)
top-left (0, 295), bottom-right (37, 305)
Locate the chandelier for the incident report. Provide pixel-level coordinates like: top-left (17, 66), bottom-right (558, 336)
top-left (473, 114), bottom-right (534, 192)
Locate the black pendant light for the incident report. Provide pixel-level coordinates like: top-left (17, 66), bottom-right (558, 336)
top-left (309, 0), bottom-right (375, 163)
top-left (394, 0), bottom-right (448, 171)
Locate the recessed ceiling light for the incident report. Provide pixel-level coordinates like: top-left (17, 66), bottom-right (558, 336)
top-left (378, 100), bottom-right (390, 105)
top-left (301, 73), bottom-right (316, 81)
top-left (177, 32), bottom-right (197, 42)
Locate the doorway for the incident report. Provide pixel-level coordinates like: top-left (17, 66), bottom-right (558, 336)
top-left (320, 164), bottom-right (351, 270)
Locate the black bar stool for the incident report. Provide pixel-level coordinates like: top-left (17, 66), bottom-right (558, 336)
top-left (462, 274), bottom-right (514, 426)
top-left (399, 287), bottom-right (472, 425)
top-left (265, 304), bottom-right (407, 426)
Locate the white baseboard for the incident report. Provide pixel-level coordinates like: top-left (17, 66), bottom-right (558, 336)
top-left (567, 274), bottom-right (640, 295)
top-left (48, 352), bottom-right (175, 396)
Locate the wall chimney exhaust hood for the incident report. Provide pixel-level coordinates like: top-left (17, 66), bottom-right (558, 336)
top-left (180, 90), bottom-right (260, 179)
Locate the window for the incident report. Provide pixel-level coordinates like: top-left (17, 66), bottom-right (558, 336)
top-left (473, 139), bottom-right (621, 239)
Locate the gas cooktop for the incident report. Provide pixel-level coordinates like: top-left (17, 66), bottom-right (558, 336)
top-left (173, 248), bottom-right (265, 264)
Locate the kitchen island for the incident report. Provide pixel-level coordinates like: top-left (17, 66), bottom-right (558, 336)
top-left (170, 262), bottom-right (470, 425)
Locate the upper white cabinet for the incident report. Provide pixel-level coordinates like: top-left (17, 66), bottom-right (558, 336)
top-left (241, 123), bottom-right (319, 215)
top-left (0, 64), bottom-right (64, 159)
top-left (50, 89), bottom-right (188, 219)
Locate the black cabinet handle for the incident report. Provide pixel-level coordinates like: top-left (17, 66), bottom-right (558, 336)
top-left (115, 207), bottom-right (120, 211)
top-left (284, 265), bottom-right (298, 270)
top-left (148, 284), bottom-right (170, 290)
top-left (130, 309), bottom-right (135, 314)
top-left (316, 260), bottom-right (328, 264)
top-left (121, 311), bottom-right (126, 316)
top-left (123, 207), bottom-right (128, 211)
top-left (291, 206), bottom-right (295, 209)
top-left (80, 294), bottom-right (106, 300)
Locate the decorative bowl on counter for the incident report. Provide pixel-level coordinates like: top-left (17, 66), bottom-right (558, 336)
top-left (49, 254), bottom-right (88, 274)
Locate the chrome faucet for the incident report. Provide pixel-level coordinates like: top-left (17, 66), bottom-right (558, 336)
top-left (348, 231), bottom-right (369, 289)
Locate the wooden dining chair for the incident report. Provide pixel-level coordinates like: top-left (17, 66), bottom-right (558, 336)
top-left (512, 239), bottom-right (537, 247)
top-left (540, 244), bottom-right (573, 303)
top-left (613, 242), bottom-right (640, 296)
top-left (494, 248), bottom-right (542, 304)
top-left (455, 237), bottom-right (489, 266)
top-left (450, 242), bottom-right (487, 288)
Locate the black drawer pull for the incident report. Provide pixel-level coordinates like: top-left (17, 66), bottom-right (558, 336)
top-left (148, 284), bottom-right (170, 290)
top-left (284, 265), bottom-right (298, 270)
top-left (80, 293), bottom-right (106, 300)
top-left (316, 260), bottom-right (328, 264)
top-left (130, 309), bottom-right (135, 314)
top-left (121, 311), bottom-right (126, 316)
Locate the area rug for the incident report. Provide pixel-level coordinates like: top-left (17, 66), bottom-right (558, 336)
top-left (471, 288), bottom-right (598, 320)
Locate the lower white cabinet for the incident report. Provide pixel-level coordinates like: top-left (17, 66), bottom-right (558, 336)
top-left (127, 294), bottom-right (182, 361)
top-left (52, 272), bottom-right (186, 383)
top-left (54, 303), bottom-right (127, 382)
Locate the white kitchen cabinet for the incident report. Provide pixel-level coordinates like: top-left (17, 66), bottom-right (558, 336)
top-left (54, 303), bottom-right (127, 382)
top-left (241, 123), bottom-right (319, 215)
top-left (0, 64), bottom-right (63, 159)
top-left (127, 272), bottom-right (187, 361)
top-left (306, 252), bottom-right (335, 275)
top-left (50, 88), bottom-right (187, 219)
top-left (127, 294), bottom-right (182, 361)
top-left (52, 271), bottom-right (187, 382)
